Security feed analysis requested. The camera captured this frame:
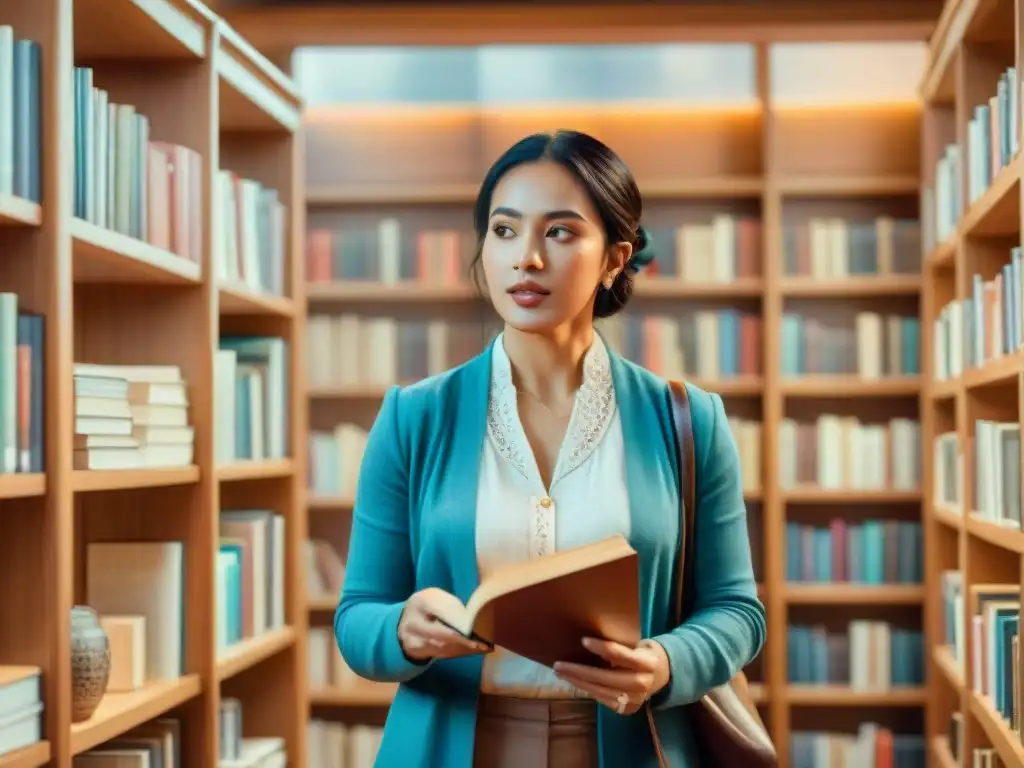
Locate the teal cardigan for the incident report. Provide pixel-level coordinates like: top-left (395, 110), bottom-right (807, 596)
top-left (334, 342), bottom-right (766, 767)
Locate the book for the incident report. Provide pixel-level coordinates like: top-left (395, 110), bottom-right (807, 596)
top-left (421, 534), bottom-right (641, 667)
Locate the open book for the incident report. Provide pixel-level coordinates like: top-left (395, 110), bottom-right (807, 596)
top-left (420, 535), bottom-right (641, 667)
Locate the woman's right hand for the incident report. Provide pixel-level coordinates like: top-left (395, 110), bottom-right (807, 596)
top-left (397, 588), bottom-right (491, 662)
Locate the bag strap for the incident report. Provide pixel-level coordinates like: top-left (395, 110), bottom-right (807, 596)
top-left (667, 380), bottom-right (697, 624)
top-left (646, 380), bottom-right (698, 768)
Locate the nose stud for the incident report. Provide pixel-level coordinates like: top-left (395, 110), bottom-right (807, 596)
top-left (512, 265), bottom-right (520, 271)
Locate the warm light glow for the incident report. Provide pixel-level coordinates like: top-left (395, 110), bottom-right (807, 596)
top-left (303, 100), bottom-right (764, 126)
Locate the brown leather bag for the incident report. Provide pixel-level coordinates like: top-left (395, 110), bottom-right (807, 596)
top-left (644, 381), bottom-right (777, 767)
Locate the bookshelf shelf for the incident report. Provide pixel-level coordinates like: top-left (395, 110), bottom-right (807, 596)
top-left (782, 489), bottom-right (923, 504)
top-left (70, 466), bottom-right (200, 493)
top-left (775, 174), bottom-right (921, 196)
top-left (0, 473), bottom-right (45, 499)
top-left (0, 742), bottom-right (49, 768)
top-left (783, 584), bottom-right (926, 605)
top-left (69, 674), bottom-right (203, 756)
top-left (0, 196), bottom-right (40, 227)
top-left (71, 218), bottom-right (202, 285)
top-left (307, 495), bottom-right (354, 511)
top-left (309, 684), bottom-right (397, 708)
top-left (216, 626), bottom-right (297, 682)
top-left (0, 1), bottom-right (305, 766)
top-left (218, 284), bottom-right (296, 317)
top-left (933, 505), bottom-right (964, 530)
top-left (217, 458), bottom-right (295, 482)
top-left (778, 276), bottom-right (921, 297)
top-left (73, 0), bottom-right (209, 60)
top-left (779, 376), bottom-right (922, 397)
top-left (932, 736), bottom-right (958, 768)
top-left (970, 693), bottom-right (1024, 764)
top-left (965, 515), bottom-right (1024, 553)
top-left (933, 645), bottom-right (963, 689)
top-left (786, 686), bottom-right (928, 707)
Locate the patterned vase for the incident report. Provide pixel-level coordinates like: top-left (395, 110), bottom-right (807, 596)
top-left (70, 605), bottom-right (111, 723)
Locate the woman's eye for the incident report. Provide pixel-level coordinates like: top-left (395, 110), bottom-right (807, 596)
top-left (547, 225), bottom-right (575, 240)
top-left (492, 224), bottom-right (513, 237)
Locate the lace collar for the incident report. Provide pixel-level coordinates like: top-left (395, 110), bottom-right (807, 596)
top-left (487, 332), bottom-right (617, 487)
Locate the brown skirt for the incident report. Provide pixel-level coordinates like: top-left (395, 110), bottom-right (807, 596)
top-left (472, 694), bottom-right (598, 768)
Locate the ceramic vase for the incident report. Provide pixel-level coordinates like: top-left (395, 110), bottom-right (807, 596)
top-left (70, 605), bottom-right (110, 723)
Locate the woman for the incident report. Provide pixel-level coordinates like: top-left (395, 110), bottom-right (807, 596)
top-left (334, 130), bottom-right (766, 767)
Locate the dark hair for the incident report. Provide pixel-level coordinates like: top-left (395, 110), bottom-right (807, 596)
top-left (469, 130), bottom-right (656, 319)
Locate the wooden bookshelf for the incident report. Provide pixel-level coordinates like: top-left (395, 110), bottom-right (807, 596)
top-left (0, 1), bottom-right (305, 767)
top-left (920, 0), bottom-right (1024, 766)
top-left (297, 40), bottom-right (930, 765)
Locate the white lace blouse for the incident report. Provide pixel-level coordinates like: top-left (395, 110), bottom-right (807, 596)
top-left (477, 332), bottom-right (631, 698)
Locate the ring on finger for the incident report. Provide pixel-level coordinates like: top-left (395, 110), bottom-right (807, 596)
top-left (615, 693), bottom-right (628, 715)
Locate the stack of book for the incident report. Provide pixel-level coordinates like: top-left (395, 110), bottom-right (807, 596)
top-left (72, 363), bottom-right (194, 470)
top-left (308, 423), bottom-right (367, 498)
top-left (0, 666), bottom-right (42, 758)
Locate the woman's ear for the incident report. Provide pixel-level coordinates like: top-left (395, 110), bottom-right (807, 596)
top-left (605, 241), bottom-right (632, 282)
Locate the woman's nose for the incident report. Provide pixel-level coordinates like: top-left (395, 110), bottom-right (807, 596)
top-left (519, 233), bottom-right (545, 271)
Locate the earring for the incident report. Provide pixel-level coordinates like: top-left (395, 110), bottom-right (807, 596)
top-left (603, 273), bottom-right (615, 289)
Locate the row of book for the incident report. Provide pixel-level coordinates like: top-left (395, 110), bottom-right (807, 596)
top-left (73, 362), bottom-right (194, 471)
top-left (783, 520), bottom-right (923, 584)
top-left (221, 697), bottom-right (288, 768)
top-left (306, 315), bottom-right (500, 390)
top-left (309, 626), bottom-right (360, 691)
top-left (305, 539), bottom-right (344, 601)
top-left (73, 66), bottom-right (289, 291)
top-left (72, 717), bottom-right (188, 767)
top-left (786, 729), bottom-right (925, 768)
top-left (0, 26), bottom-right (40, 204)
top-left (934, 249), bottom-right (1024, 380)
top-left (309, 424), bottom-right (366, 498)
top-left (597, 311), bottom-right (762, 380)
top-left (926, 142), bottom-right (962, 249)
top-left (781, 216), bottom-right (921, 278)
top-left (778, 416), bottom-right (921, 491)
top-left (215, 170), bottom-right (287, 297)
top-left (787, 621), bottom-right (924, 689)
top-left (216, 510), bottom-right (287, 653)
top-left (789, 726), bottom-right (925, 768)
top-left (939, 571), bottom-right (1019, 728)
top-left (215, 336), bottom-right (289, 464)
top-left (73, 67), bottom-right (202, 263)
top-left (780, 312), bottom-right (920, 378)
top-left (308, 720), bottom-right (382, 768)
top-left (639, 215), bottom-right (761, 283)
top-left (307, 417), bottom-right (763, 500)
top-left (933, 421), bottom-right (1021, 530)
top-left (966, 65), bottom-right (1019, 205)
top-left (0, 293), bottom-right (43, 474)
top-left (307, 222), bottom-right (469, 285)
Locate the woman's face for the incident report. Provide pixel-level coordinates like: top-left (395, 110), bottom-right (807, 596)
top-left (481, 161), bottom-right (629, 334)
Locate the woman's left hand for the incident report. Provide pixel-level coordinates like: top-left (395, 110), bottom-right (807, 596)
top-left (553, 637), bottom-right (671, 715)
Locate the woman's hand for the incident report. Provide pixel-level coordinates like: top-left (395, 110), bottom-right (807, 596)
top-left (553, 637), bottom-right (671, 715)
top-left (397, 588), bottom-right (491, 662)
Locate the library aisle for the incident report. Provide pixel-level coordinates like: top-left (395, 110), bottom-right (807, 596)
top-left (293, 35), bottom-right (930, 768)
top-left (0, 0), bottom-right (306, 767)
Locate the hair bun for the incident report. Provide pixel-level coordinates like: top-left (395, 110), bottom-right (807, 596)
top-left (627, 226), bottom-right (656, 274)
